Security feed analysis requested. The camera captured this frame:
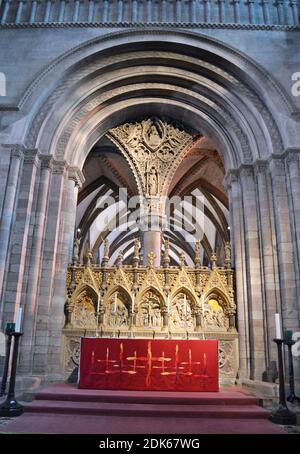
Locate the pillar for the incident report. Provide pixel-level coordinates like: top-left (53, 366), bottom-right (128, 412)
top-left (1, 149), bottom-right (39, 330)
top-left (19, 155), bottom-right (53, 373)
top-left (0, 145), bottom-right (23, 320)
top-left (46, 166), bottom-right (84, 377)
top-left (226, 170), bottom-right (250, 379)
top-left (239, 165), bottom-right (267, 380)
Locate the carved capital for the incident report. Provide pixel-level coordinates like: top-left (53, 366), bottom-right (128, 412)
top-left (239, 164), bottom-right (254, 178)
top-left (223, 169), bottom-right (239, 190)
top-left (268, 155), bottom-right (285, 175)
top-left (23, 148), bottom-right (40, 166)
top-left (285, 149), bottom-right (300, 166)
top-left (67, 165), bottom-right (85, 187)
top-left (254, 160), bottom-right (268, 174)
top-left (52, 160), bottom-right (67, 175)
top-left (39, 154), bottom-right (53, 170)
top-left (2, 144), bottom-right (24, 159)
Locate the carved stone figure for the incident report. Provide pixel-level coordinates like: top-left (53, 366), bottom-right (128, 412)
top-left (170, 293), bottom-right (193, 329)
top-left (194, 240), bottom-right (201, 266)
top-left (203, 300), bottom-right (228, 330)
top-left (104, 238), bottom-right (110, 258)
top-left (138, 291), bottom-right (162, 328)
top-left (148, 124), bottom-right (161, 147)
top-left (108, 298), bottom-right (129, 328)
top-left (133, 237), bottom-right (141, 260)
top-left (72, 229), bottom-right (81, 264)
top-left (73, 298), bottom-right (97, 328)
top-left (86, 250), bottom-right (93, 267)
top-left (148, 167), bottom-right (158, 196)
top-left (116, 250), bottom-right (124, 267)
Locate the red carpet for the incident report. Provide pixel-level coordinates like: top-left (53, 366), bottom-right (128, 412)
top-left (0, 383), bottom-right (285, 434)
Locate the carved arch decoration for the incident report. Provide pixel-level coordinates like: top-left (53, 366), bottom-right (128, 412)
top-left (169, 288), bottom-right (198, 331)
top-left (202, 290), bottom-right (231, 332)
top-left (71, 285), bottom-right (98, 329)
top-left (22, 29), bottom-right (287, 167)
top-left (102, 286), bottom-right (131, 329)
top-left (106, 117), bottom-right (200, 197)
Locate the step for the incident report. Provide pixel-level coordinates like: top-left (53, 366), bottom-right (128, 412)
top-left (25, 400), bottom-right (269, 419)
top-left (35, 387), bottom-right (259, 406)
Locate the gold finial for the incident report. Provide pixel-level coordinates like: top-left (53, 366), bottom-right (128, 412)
top-left (147, 251), bottom-right (156, 268)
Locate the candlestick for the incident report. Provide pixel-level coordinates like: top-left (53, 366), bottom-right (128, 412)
top-left (269, 339), bottom-right (296, 424)
top-left (0, 332), bottom-right (24, 416)
top-left (15, 307), bottom-right (22, 333)
top-left (275, 313), bottom-right (282, 339)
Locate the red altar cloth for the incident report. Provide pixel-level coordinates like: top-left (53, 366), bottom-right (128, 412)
top-left (79, 338), bottom-right (219, 392)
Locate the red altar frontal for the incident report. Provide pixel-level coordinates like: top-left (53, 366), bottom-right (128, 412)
top-left (79, 338), bottom-right (219, 392)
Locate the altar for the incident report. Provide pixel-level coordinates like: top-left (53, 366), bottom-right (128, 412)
top-left (79, 338), bottom-right (219, 392)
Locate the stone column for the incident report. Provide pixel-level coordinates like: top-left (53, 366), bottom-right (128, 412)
top-left (226, 170), bottom-right (250, 379)
top-left (1, 149), bottom-right (39, 329)
top-left (140, 199), bottom-right (164, 267)
top-left (142, 230), bottom-right (162, 267)
top-left (19, 155), bottom-right (53, 373)
top-left (31, 160), bottom-right (67, 374)
top-left (0, 145), bottom-right (23, 318)
top-left (285, 150), bottom-right (300, 303)
top-left (269, 156), bottom-right (300, 380)
top-left (240, 165), bottom-right (267, 380)
top-left (269, 157), bottom-right (299, 335)
top-left (255, 161), bottom-right (279, 366)
top-left (46, 166), bottom-right (84, 377)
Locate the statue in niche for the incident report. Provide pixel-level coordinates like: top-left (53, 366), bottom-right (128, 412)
top-left (138, 292), bottom-right (162, 328)
top-left (108, 297), bottom-right (128, 328)
top-left (148, 167), bottom-right (158, 196)
top-left (170, 293), bottom-right (194, 329)
top-left (203, 299), bottom-right (228, 330)
top-left (147, 124), bottom-right (161, 148)
top-left (73, 296), bottom-right (97, 328)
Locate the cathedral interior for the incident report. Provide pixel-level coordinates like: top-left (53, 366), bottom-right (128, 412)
top-left (0, 0), bottom-right (300, 435)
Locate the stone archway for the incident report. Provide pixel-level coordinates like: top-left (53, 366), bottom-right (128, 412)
top-left (0, 29), bottom-right (299, 385)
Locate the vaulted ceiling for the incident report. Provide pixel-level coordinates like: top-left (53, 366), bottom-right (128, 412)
top-left (76, 128), bottom-right (229, 266)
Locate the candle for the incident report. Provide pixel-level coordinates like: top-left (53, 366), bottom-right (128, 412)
top-left (114, 292), bottom-right (117, 313)
top-left (184, 294), bottom-right (187, 316)
top-left (97, 293), bottom-right (101, 313)
top-left (275, 313), bottom-right (282, 339)
top-left (132, 293), bottom-right (135, 313)
top-left (201, 293), bottom-right (204, 314)
top-left (167, 294), bottom-right (170, 313)
top-left (15, 307), bottom-right (22, 332)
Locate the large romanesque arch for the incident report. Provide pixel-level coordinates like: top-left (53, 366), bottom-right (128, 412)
top-left (0, 29), bottom-right (299, 385)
